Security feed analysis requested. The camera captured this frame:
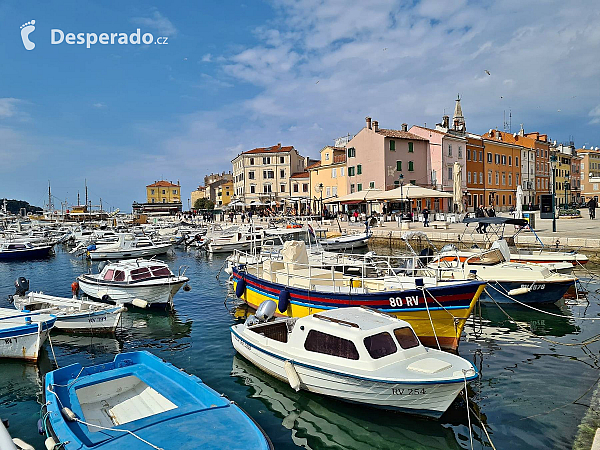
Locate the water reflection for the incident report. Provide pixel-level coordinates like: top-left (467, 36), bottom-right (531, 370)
top-left (231, 354), bottom-right (477, 450)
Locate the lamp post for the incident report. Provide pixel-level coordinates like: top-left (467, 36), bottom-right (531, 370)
top-left (564, 181), bottom-right (569, 207)
top-left (399, 174), bottom-right (405, 214)
top-left (550, 154), bottom-right (557, 232)
top-left (318, 183), bottom-right (324, 221)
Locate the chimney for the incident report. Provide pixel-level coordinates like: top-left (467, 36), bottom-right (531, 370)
top-left (373, 120), bottom-right (379, 132)
top-left (442, 115), bottom-right (449, 128)
top-left (365, 117), bottom-right (372, 130)
top-left (401, 123), bottom-right (408, 132)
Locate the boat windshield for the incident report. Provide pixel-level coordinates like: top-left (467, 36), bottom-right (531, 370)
top-left (304, 329), bottom-right (359, 360)
top-left (364, 332), bottom-right (398, 359)
top-left (103, 269), bottom-right (114, 280)
top-left (114, 270), bottom-right (125, 281)
top-left (150, 266), bottom-right (171, 277)
top-left (130, 267), bottom-right (152, 280)
top-left (393, 327), bottom-right (420, 349)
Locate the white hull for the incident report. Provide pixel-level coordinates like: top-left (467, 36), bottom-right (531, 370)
top-left (0, 328), bottom-right (50, 361)
top-left (77, 279), bottom-right (186, 306)
top-left (232, 331), bottom-right (463, 417)
top-left (320, 234), bottom-right (370, 251)
top-left (88, 244), bottom-right (172, 260)
top-left (208, 241), bottom-right (253, 254)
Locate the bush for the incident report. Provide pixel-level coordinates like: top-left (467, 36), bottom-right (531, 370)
top-left (558, 208), bottom-right (581, 217)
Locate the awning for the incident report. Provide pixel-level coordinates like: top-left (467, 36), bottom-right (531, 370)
top-left (324, 189), bottom-right (382, 204)
top-left (341, 200), bottom-right (364, 205)
top-left (374, 185), bottom-right (453, 201)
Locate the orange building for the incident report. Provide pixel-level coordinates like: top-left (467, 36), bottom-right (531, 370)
top-left (465, 133), bottom-right (485, 211)
top-left (523, 132), bottom-right (551, 204)
top-left (481, 130), bottom-right (522, 210)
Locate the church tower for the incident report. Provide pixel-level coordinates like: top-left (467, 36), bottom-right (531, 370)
top-left (452, 94), bottom-right (466, 132)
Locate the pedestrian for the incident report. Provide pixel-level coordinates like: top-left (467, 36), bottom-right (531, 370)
top-left (422, 208), bottom-right (430, 227)
top-left (588, 198), bottom-right (597, 219)
top-left (353, 210), bottom-right (359, 222)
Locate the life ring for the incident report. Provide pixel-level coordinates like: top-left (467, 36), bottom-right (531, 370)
top-left (235, 277), bottom-right (247, 298)
top-left (278, 289), bottom-right (290, 313)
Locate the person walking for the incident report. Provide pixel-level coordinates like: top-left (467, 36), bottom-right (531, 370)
top-left (588, 198), bottom-right (597, 219)
top-left (422, 208), bottom-right (430, 227)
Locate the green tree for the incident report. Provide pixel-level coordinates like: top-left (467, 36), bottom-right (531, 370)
top-left (193, 198), bottom-right (215, 210)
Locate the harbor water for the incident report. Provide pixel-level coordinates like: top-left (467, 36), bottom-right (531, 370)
top-left (0, 246), bottom-right (599, 449)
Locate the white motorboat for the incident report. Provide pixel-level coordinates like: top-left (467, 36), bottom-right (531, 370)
top-left (0, 308), bottom-right (55, 360)
top-left (11, 278), bottom-right (125, 333)
top-left (86, 233), bottom-right (173, 260)
top-left (317, 230), bottom-right (372, 251)
top-left (76, 259), bottom-right (189, 308)
top-left (231, 303), bottom-right (477, 418)
top-left (0, 419), bottom-right (34, 450)
top-left (207, 225), bottom-right (265, 253)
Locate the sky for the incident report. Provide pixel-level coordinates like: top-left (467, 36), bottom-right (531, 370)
top-left (1, 0), bottom-right (600, 210)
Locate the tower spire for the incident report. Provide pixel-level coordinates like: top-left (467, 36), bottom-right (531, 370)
top-left (453, 94), bottom-right (465, 132)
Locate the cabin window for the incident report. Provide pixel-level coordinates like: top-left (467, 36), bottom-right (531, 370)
top-left (304, 330), bottom-right (359, 360)
top-left (113, 270), bottom-right (125, 281)
top-left (103, 269), bottom-right (115, 280)
top-left (364, 332), bottom-right (397, 359)
top-left (130, 268), bottom-right (152, 280)
top-left (151, 266), bottom-right (171, 277)
top-left (394, 327), bottom-right (420, 349)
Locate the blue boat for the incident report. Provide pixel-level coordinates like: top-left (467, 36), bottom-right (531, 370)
top-left (0, 242), bottom-right (53, 260)
top-left (43, 351), bottom-right (273, 450)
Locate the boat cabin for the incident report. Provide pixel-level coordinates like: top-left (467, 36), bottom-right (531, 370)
top-left (98, 260), bottom-right (175, 283)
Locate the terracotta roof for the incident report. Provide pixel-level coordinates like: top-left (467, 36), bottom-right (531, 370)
top-left (411, 125), bottom-right (446, 135)
top-left (376, 129), bottom-right (427, 140)
top-left (243, 144), bottom-right (295, 155)
top-left (306, 161), bottom-right (321, 170)
top-left (320, 146), bottom-right (346, 152)
top-left (147, 180), bottom-right (179, 187)
top-left (291, 171), bottom-right (309, 178)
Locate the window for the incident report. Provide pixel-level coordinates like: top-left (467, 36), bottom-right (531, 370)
top-left (408, 142), bottom-right (414, 153)
top-left (130, 268), bottom-right (152, 281)
top-left (331, 168), bottom-right (337, 178)
top-left (150, 189), bottom-right (155, 195)
top-left (280, 169), bottom-right (285, 178)
top-left (263, 184), bottom-right (272, 193)
top-left (467, 149), bottom-right (471, 160)
top-left (390, 140), bottom-right (396, 151)
top-left (495, 154), bottom-right (500, 164)
top-left (280, 184), bottom-right (286, 193)
top-left (325, 153), bottom-right (330, 160)
top-left (114, 270), bottom-right (125, 281)
top-left (162, 189), bottom-right (166, 194)
top-left (250, 158), bottom-right (255, 165)
top-left (394, 180), bottom-right (399, 187)
top-left (502, 195), bottom-right (506, 205)
top-left (396, 160), bottom-right (402, 171)
top-left (502, 172), bottom-right (506, 185)
top-left (448, 144), bottom-right (452, 156)
top-left (467, 171), bottom-right (472, 183)
top-left (508, 156), bottom-right (512, 166)
top-left (303, 183), bottom-right (308, 192)
top-left (394, 327), bottom-right (420, 349)
top-left (410, 180), bottom-right (416, 185)
top-left (458, 146), bottom-right (463, 159)
top-left (364, 332), bottom-right (397, 359)
top-left (479, 151), bottom-right (483, 162)
top-left (408, 161), bottom-right (414, 172)
top-left (350, 184), bottom-right (355, 193)
top-left (340, 167), bottom-right (345, 177)
top-left (304, 330), bottom-right (359, 360)
top-left (502, 155), bottom-right (506, 165)
top-left (293, 184), bottom-right (299, 193)
top-left (248, 171), bottom-right (255, 180)
top-left (508, 172), bottom-right (512, 186)
top-left (495, 171), bottom-right (499, 185)
top-left (369, 181), bottom-right (375, 188)
top-left (280, 156), bottom-right (285, 164)
top-left (263, 170), bottom-right (274, 179)
top-left (357, 165), bottom-right (362, 175)
top-left (262, 157), bottom-right (271, 164)
top-left (173, 189), bottom-right (178, 195)
top-left (326, 187), bottom-right (330, 196)
top-left (103, 269), bottom-right (114, 280)
top-left (250, 185), bottom-right (256, 194)
top-left (516, 157), bottom-right (519, 166)
top-left (357, 184), bottom-right (363, 191)
top-left (487, 153), bottom-right (492, 163)
top-left (151, 198), bottom-right (155, 203)
top-left (479, 172), bottom-right (483, 184)
top-left (332, 186), bottom-right (337, 195)
top-left (347, 147), bottom-right (356, 158)
top-left (162, 199), bottom-right (166, 203)
top-left (488, 171), bottom-right (492, 184)
top-left (348, 166), bottom-right (355, 176)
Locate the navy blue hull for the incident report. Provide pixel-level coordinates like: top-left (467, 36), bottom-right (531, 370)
top-left (481, 280), bottom-right (575, 304)
top-left (0, 246), bottom-right (52, 260)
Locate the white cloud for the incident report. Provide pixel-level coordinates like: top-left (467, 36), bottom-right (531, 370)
top-left (92, 102), bottom-right (107, 108)
top-left (201, 53), bottom-right (213, 62)
top-left (131, 10), bottom-right (177, 37)
top-left (0, 98), bottom-right (22, 118)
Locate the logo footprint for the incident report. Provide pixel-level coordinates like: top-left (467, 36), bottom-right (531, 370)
top-left (20, 20), bottom-right (36, 50)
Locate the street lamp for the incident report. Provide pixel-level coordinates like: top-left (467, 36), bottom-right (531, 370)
top-left (314, 183), bottom-right (324, 222)
top-left (550, 154), bottom-right (557, 232)
top-left (398, 174), bottom-right (405, 213)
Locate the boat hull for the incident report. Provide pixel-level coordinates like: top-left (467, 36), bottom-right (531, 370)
top-left (480, 279), bottom-right (575, 304)
top-left (231, 328), bottom-right (466, 418)
top-left (232, 269), bottom-right (486, 352)
top-left (88, 244), bottom-right (172, 260)
top-left (0, 246), bottom-right (53, 260)
top-left (52, 307), bottom-right (123, 332)
top-left (0, 324), bottom-right (52, 361)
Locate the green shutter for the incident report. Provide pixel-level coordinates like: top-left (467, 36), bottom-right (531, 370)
top-left (396, 161), bottom-right (402, 171)
top-left (357, 165), bottom-right (362, 175)
top-left (408, 161), bottom-right (414, 171)
top-left (390, 140), bottom-right (396, 151)
top-left (357, 184), bottom-right (362, 192)
top-left (408, 142), bottom-right (413, 153)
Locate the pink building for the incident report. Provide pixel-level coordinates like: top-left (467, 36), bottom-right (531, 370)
top-left (346, 117), bottom-right (429, 194)
top-left (409, 97), bottom-right (468, 192)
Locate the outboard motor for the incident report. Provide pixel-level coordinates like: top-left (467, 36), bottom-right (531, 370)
top-left (14, 277), bottom-right (29, 296)
top-left (244, 314), bottom-right (260, 327)
top-left (255, 300), bottom-right (277, 322)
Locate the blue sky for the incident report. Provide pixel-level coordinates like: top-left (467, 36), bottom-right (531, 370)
top-left (1, 0), bottom-right (599, 210)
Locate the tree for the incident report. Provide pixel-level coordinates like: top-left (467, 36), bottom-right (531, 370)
top-left (194, 198), bottom-right (215, 210)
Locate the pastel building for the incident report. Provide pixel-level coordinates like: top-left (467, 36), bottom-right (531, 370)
top-left (345, 117), bottom-right (428, 194)
top-left (308, 146), bottom-right (347, 210)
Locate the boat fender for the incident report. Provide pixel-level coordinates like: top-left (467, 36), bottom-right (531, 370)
top-left (87, 244), bottom-right (97, 251)
top-left (278, 289), bottom-right (290, 313)
top-left (235, 277), bottom-right (246, 298)
top-left (13, 438), bottom-right (35, 450)
top-left (284, 361), bottom-right (301, 391)
top-left (132, 298), bottom-right (148, 309)
top-left (37, 419), bottom-right (44, 435)
top-left (256, 300), bottom-right (277, 321)
top-left (60, 407), bottom-right (77, 422)
top-left (101, 294), bottom-right (112, 303)
top-left (508, 287), bottom-right (530, 296)
top-left (183, 283), bottom-right (191, 292)
top-left (44, 437), bottom-right (57, 450)
top-left (224, 267), bottom-right (233, 275)
top-left (71, 281), bottom-right (79, 296)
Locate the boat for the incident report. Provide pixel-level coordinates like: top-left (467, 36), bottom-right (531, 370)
top-left (232, 303), bottom-right (477, 418)
top-left (42, 351), bottom-right (274, 450)
top-left (232, 241), bottom-right (486, 351)
top-left (0, 308), bottom-right (55, 360)
top-left (428, 240), bottom-right (577, 304)
top-left (77, 259), bottom-right (189, 308)
top-left (207, 225), bottom-right (265, 254)
top-left (0, 242), bottom-right (53, 260)
top-left (86, 233), bottom-right (173, 260)
top-left (11, 278), bottom-right (125, 333)
top-left (0, 419), bottom-right (34, 450)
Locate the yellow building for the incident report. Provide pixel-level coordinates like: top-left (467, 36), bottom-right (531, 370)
top-left (216, 180), bottom-right (233, 206)
top-left (147, 180), bottom-right (181, 204)
top-left (307, 146), bottom-right (347, 211)
top-left (190, 186), bottom-right (207, 207)
top-left (551, 146), bottom-right (573, 207)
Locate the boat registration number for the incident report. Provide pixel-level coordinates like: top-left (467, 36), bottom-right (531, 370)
top-left (521, 284), bottom-right (545, 290)
top-left (88, 316), bottom-right (107, 323)
top-left (388, 296), bottom-right (419, 308)
top-left (392, 388), bottom-right (425, 395)
top-left (234, 335), bottom-right (252, 351)
top-left (4, 338), bottom-right (15, 344)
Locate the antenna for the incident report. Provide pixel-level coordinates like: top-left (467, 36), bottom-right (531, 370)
top-left (48, 181), bottom-right (53, 211)
top-left (503, 109), bottom-right (512, 133)
top-left (85, 179), bottom-right (88, 208)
